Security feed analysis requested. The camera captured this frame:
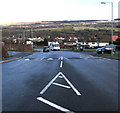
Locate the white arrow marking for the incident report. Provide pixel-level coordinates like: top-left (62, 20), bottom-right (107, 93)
top-left (37, 97), bottom-right (75, 113)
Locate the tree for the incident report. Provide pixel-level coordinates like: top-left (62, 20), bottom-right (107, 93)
top-left (43, 38), bottom-right (48, 46)
top-left (113, 38), bottom-right (120, 45)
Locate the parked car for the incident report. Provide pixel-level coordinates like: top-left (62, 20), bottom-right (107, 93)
top-left (96, 47), bottom-right (106, 54)
top-left (96, 45), bottom-right (116, 54)
top-left (43, 46), bottom-right (50, 52)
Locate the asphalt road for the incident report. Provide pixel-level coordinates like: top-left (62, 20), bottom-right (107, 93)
top-left (2, 50), bottom-right (119, 112)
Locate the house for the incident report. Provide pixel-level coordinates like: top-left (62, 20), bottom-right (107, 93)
top-left (78, 42), bottom-right (109, 48)
top-left (112, 36), bottom-right (119, 41)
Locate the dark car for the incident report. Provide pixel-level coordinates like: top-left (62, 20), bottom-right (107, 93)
top-left (80, 46), bottom-right (83, 51)
top-left (96, 45), bottom-right (116, 54)
top-left (43, 46), bottom-right (50, 52)
top-left (96, 47), bottom-right (106, 54)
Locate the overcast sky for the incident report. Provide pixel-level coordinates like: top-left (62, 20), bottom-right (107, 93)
top-left (0, 0), bottom-right (119, 23)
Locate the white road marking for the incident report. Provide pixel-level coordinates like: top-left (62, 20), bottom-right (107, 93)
top-left (58, 57), bottom-right (61, 60)
top-left (40, 57), bottom-right (45, 60)
top-left (59, 76), bottom-right (63, 78)
top-left (47, 58), bottom-right (53, 60)
top-left (52, 82), bottom-right (71, 89)
top-left (60, 56), bottom-right (63, 60)
top-left (37, 97), bottom-right (74, 113)
top-left (60, 61), bottom-right (63, 68)
top-left (40, 72), bottom-right (81, 95)
top-left (25, 58), bottom-right (30, 61)
top-left (40, 72), bottom-right (61, 94)
top-left (0, 57), bottom-right (21, 63)
top-left (64, 57), bottom-right (69, 60)
top-left (60, 72), bottom-right (81, 96)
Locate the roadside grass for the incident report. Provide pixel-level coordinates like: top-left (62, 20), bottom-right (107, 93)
top-left (83, 49), bottom-right (96, 52)
top-left (27, 26), bottom-right (120, 32)
top-left (62, 48), bottom-right (97, 52)
top-left (104, 53), bottom-right (120, 57)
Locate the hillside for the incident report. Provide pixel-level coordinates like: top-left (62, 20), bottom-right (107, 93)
top-left (1, 20), bottom-right (120, 43)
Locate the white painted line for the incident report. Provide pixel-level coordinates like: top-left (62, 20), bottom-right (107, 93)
top-left (60, 57), bottom-right (63, 60)
top-left (40, 57), bottom-right (45, 60)
top-left (25, 58), bottom-right (30, 61)
top-left (52, 82), bottom-right (71, 89)
top-left (47, 58), bottom-right (53, 60)
top-left (37, 97), bottom-right (75, 113)
top-left (60, 61), bottom-right (63, 68)
top-left (40, 72), bottom-right (60, 94)
top-left (58, 57), bottom-right (61, 60)
top-left (60, 72), bottom-right (81, 96)
top-left (40, 72), bottom-right (81, 96)
top-left (59, 76), bottom-right (63, 78)
top-left (64, 57), bottom-right (69, 60)
top-left (0, 57), bottom-right (21, 63)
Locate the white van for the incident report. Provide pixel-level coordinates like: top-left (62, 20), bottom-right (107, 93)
top-left (49, 42), bottom-right (60, 51)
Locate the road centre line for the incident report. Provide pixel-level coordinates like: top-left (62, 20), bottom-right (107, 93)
top-left (37, 97), bottom-right (74, 113)
top-left (60, 61), bottom-right (63, 68)
top-left (52, 82), bottom-right (71, 89)
top-left (60, 56), bottom-right (63, 60)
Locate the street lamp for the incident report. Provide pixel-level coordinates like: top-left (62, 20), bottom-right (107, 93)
top-left (101, 2), bottom-right (114, 55)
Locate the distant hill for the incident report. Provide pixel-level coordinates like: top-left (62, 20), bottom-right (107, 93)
top-left (0, 20), bottom-right (109, 26)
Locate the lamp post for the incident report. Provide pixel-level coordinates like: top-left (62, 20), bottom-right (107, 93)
top-left (101, 2), bottom-right (114, 56)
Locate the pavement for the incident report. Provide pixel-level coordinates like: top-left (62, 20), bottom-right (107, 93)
top-left (2, 50), bottom-right (119, 112)
top-left (79, 51), bottom-right (120, 61)
top-left (0, 52), bottom-right (34, 63)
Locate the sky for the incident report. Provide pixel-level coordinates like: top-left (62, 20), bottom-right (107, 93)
top-left (0, 0), bottom-right (119, 23)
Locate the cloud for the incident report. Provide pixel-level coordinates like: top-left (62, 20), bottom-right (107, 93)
top-left (0, 0), bottom-right (118, 22)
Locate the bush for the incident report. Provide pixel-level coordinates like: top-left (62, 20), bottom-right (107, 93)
top-left (1, 45), bottom-right (9, 58)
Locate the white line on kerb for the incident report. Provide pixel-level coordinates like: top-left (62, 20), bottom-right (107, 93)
top-left (37, 97), bottom-right (75, 113)
top-left (60, 61), bottom-right (63, 68)
top-left (52, 82), bottom-right (71, 89)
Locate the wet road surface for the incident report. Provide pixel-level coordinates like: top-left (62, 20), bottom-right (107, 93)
top-left (2, 50), bottom-right (119, 112)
